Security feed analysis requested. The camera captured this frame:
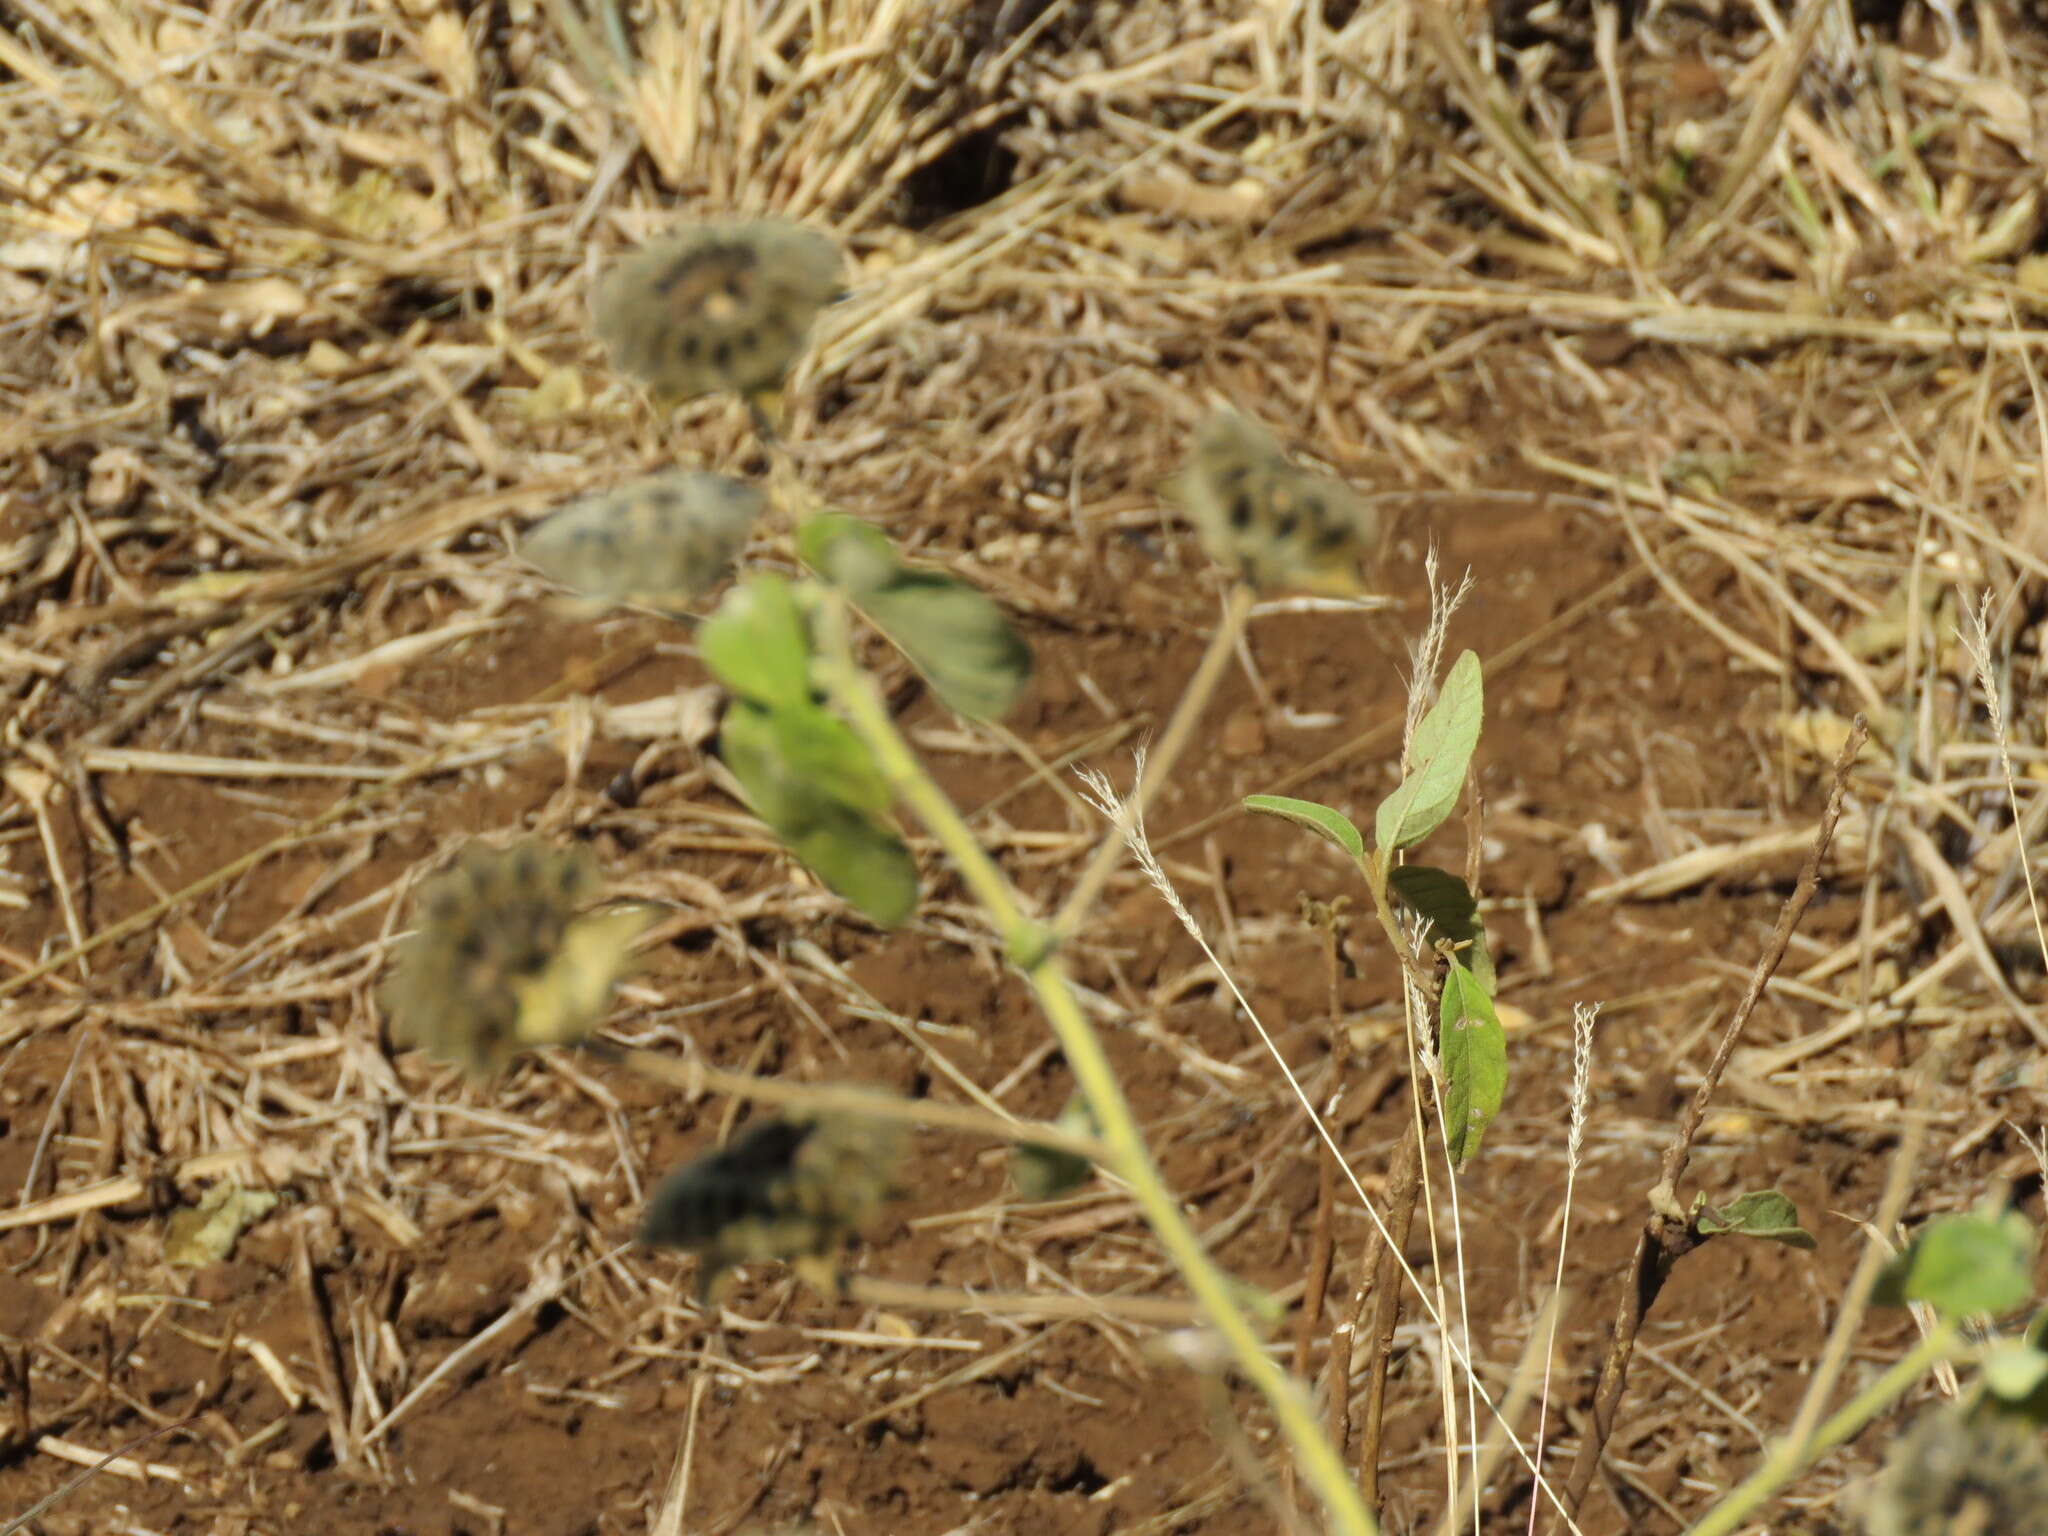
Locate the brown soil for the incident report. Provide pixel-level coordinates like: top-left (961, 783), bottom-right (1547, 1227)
top-left (5, 467), bottom-right (2006, 1536)
top-left (7, 5), bottom-right (2048, 1536)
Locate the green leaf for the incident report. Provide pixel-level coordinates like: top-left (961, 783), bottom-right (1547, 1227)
top-left (801, 514), bottom-right (1032, 720)
top-left (1981, 1338), bottom-right (2048, 1404)
top-left (1693, 1190), bottom-right (1817, 1250)
top-left (1874, 1211), bottom-right (2038, 1320)
top-left (1243, 795), bottom-right (1364, 860)
top-left (718, 700), bottom-right (919, 926)
top-left (1010, 1096), bottom-right (1099, 1202)
top-left (1387, 864), bottom-right (1495, 993)
top-left (773, 702), bottom-right (893, 821)
top-left (866, 573), bottom-right (1032, 720)
top-left (700, 574), bottom-right (811, 710)
top-left (2006, 1310), bottom-right (2048, 1424)
top-left (1439, 959), bottom-right (1506, 1169)
top-left (1374, 650), bottom-right (1484, 851)
top-left (797, 513), bottom-right (899, 594)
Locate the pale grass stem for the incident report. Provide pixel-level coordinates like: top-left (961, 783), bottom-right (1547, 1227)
top-left (1957, 592), bottom-right (2048, 974)
top-left (0, 1416), bottom-right (200, 1536)
top-left (1436, 1287), bottom-right (1569, 1536)
top-left (1051, 583), bottom-right (1255, 941)
top-left (1526, 1003), bottom-right (1599, 1536)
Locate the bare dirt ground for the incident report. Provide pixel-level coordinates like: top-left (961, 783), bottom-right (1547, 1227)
top-left (6, 2), bottom-right (2048, 1534)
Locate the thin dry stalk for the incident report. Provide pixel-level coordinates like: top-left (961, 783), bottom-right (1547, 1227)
top-left (1547, 716), bottom-right (1867, 1528)
top-left (1523, 1002), bottom-right (1598, 1536)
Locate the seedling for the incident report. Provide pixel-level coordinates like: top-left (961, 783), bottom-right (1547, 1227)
top-left (375, 213), bottom-right (1384, 1536)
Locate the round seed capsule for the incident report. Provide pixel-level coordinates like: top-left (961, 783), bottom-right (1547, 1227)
top-left (640, 1109), bottom-right (904, 1300)
top-left (1864, 1404), bottom-right (2048, 1536)
top-left (519, 470), bottom-right (764, 613)
top-left (380, 839), bottom-right (647, 1078)
top-left (1177, 411), bottom-right (1381, 596)
top-left (592, 219), bottom-right (843, 402)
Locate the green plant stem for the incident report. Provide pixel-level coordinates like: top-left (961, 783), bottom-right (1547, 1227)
top-left (608, 1047), bottom-right (1108, 1163)
top-left (814, 597), bottom-right (1376, 1536)
top-left (1050, 582), bottom-right (1255, 941)
top-left (1682, 1321), bottom-right (1963, 1536)
top-left (1354, 850), bottom-right (1445, 1001)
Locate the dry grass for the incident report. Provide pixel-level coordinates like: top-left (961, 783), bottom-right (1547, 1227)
top-left (5, 1), bottom-right (2048, 1532)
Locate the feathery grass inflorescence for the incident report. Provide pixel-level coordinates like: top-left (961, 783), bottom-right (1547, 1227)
top-left (592, 219), bottom-right (843, 404)
top-left (380, 839), bottom-right (653, 1078)
top-left (639, 1110), bottom-right (905, 1301)
top-left (1175, 410), bottom-right (1381, 596)
top-left (1864, 1404), bottom-right (2048, 1536)
top-left (519, 470), bottom-right (765, 612)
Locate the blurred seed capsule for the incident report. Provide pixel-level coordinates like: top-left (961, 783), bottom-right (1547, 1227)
top-left (1863, 1403), bottom-right (2048, 1536)
top-left (519, 470), bottom-right (764, 613)
top-left (380, 839), bottom-right (652, 1079)
top-left (640, 1109), bottom-right (904, 1301)
top-left (1175, 411), bottom-right (1381, 596)
top-left (592, 219), bottom-right (843, 402)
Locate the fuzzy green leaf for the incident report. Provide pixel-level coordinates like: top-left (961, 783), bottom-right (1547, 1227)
top-left (1693, 1190), bottom-right (1816, 1250)
top-left (1243, 795), bottom-right (1365, 860)
top-left (801, 514), bottom-right (1031, 720)
top-left (1439, 959), bottom-right (1506, 1169)
top-left (1981, 1339), bottom-right (2048, 1404)
top-left (718, 700), bottom-right (918, 926)
top-left (700, 574), bottom-right (811, 711)
top-left (1875, 1211), bottom-right (2038, 1320)
top-left (797, 513), bottom-right (899, 594)
top-left (1010, 1096), bottom-right (1099, 1202)
top-left (1388, 863), bottom-right (1495, 993)
top-left (867, 573), bottom-right (1031, 720)
top-left (1375, 650), bottom-right (1484, 851)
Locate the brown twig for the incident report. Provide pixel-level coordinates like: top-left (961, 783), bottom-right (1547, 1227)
top-left (1356, 1117), bottom-right (1424, 1512)
top-left (1547, 715), bottom-right (1867, 1527)
top-left (292, 1232), bottom-right (357, 1471)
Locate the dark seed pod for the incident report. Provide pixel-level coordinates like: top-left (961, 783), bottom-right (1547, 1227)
top-left (1176, 411), bottom-right (1380, 595)
top-left (592, 219), bottom-right (843, 402)
top-left (1863, 1403), bottom-right (2048, 1536)
top-left (640, 1109), bottom-right (904, 1300)
top-left (380, 840), bottom-right (651, 1079)
top-left (519, 470), bottom-right (764, 613)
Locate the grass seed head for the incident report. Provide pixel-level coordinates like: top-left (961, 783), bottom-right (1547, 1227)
top-left (380, 839), bottom-right (650, 1079)
top-left (592, 219), bottom-right (843, 402)
top-left (639, 1109), bottom-right (905, 1301)
top-left (518, 470), bottom-right (765, 613)
top-left (1176, 410), bottom-right (1381, 596)
top-left (1863, 1403), bottom-right (2048, 1536)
